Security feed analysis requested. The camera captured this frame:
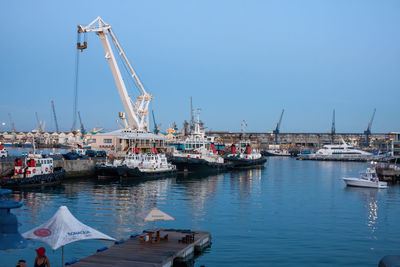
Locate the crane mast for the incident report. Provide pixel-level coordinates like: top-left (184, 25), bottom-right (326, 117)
top-left (77, 17), bottom-right (153, 132)
top-left (51, 100), bottom-right (60, 132)
top-left (8, 113), bottom-right (16, 133)
top-left (331, 109), bottom-right (335, 144)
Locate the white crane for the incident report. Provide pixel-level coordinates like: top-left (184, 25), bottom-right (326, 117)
top-left (77, 17), bottom-right (153, 132)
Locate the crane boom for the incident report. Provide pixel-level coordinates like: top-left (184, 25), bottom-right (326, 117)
top-left (152, 110), bottom-right (159, 134)
top-left (77, 17), bottom-right (153, 131)
top-left (364, 108), bottom-right (376, 147)
top-left (366, 108), bottom-right (376, 132)
top-left (273, 109), bottom-right (284, 144)
top-left (51, 100), bottom-right (60, 132)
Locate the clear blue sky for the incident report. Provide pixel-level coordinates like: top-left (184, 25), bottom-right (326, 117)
top-left (1, 0), bottom-right (399, 133)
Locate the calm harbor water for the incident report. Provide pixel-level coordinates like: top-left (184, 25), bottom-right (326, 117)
top-left (2, 157), bottom-right (400, 266)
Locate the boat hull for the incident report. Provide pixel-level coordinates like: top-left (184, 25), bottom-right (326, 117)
top-left (263, 151), bottom-right (290, 157)
top-left (343, 177), bottom-right (387, 189)
top-left (0, 169), bottom-right (66, 188)
top-left (95, 164), bottom-right (120, 178)
top-left (117, 166), bottom-right (177, 178)
top-left (169, 156), bottom-right (232, 173)
top-left (224, 156), bottom-right (267, 168)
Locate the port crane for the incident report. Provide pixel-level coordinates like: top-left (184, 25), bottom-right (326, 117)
top-left (35, 112), bottom-right (45, 133)
top-left (331, 109), bottom-right (335, 144)
top-left (273, 109), bottom-right (284, 145)
top-left (51, 100), bottom-right (60, 132)
top-left (8, 113), bottom-right (16, 133)
top-left (152, 110), bottom-right (160, 134)
top-left (77, 17), bottom-right (153, 132)
top-left (78, 111), bottom-right (86, 136)
top-left (364, 108), bottom-right (376, 147)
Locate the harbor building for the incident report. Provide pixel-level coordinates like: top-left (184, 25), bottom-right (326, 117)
top-left (87, 129), bottom-right (166, 157)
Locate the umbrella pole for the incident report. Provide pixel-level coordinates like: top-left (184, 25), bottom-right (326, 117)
top-left (62, 246), bottom-right (64, 267)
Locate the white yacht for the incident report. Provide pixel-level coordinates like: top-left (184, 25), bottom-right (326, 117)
top-left (316, 138), bottom-right (372, 157)
top-left (297, 138), bottom-right (375, 161)
top-left (343, 168), bottom-right (387, 189)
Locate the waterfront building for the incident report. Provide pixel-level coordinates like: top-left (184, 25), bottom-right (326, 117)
top-left (88, 129), bottom-right (166, 157)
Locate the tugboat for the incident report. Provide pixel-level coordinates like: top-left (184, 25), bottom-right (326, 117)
top-left (224, 121), bottom-right (266, 168)
top-left (95, 147), bottom-right (176, 178)
top-left (117, 147), bottom-right (176, 177)
top-left (0, 152), bottom-right (65, 188)
top-left (95, 156), bottom-right (123, 178)
top-left (169, 110), bottom-right (232, 173)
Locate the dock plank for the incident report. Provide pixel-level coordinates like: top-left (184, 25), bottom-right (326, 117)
top-left (70, 230), bottom-right (211, 267)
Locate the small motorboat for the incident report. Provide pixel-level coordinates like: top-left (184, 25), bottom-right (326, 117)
top-left (343, 168), bottom-right (387, 189)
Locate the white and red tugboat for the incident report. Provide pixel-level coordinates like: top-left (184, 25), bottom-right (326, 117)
top-left (0, 152), bottom-right (65, 188)
top-left (224, 121), bottom-right (266, 168)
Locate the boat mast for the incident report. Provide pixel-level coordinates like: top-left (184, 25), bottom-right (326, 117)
top-left (77, 17), bottom-right (153, 132)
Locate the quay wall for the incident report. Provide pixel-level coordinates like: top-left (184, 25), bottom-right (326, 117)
top-left (0, 158), bottom-right (104, 178)
top-left (206, 132), bottom-right (393, 149)
top-left (54, 158), bottom-right (104, 178)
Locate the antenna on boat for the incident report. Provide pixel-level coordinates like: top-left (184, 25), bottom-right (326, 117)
top-left (190, 97), bottom-right (194, 134)
top-left (241, 120), bottom-right (247, 137)
top-left (32, 137), bottom-right (36, 155)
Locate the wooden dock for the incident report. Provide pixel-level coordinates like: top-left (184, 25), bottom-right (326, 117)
top-left (67, 230), bottom-right (211, 267)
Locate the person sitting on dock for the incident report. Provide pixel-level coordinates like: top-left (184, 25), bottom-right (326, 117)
top-left (34, 247), bottom-right (50, 267)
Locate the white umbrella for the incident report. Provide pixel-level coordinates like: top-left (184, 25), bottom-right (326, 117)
top-left (22, 206), bottom-right (115, 266)
top-left (141, 207), bottom-right (175, 222)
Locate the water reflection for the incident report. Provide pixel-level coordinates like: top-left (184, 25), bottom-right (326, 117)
top-left (345, 187), bottom-right (381, 235)
top-left (4, 158), bottom-right (400, 267)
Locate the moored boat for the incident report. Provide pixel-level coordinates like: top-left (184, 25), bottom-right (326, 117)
top-left (225, 141), bottom-right (266, 168)
top-left (224, 121), bottom-right (266, 168)
top-left (343, 168), bottom-right (387, 189)
top-left (95, 148), bottom-right (176, 178)
top-left (298, 137), bottom-right (375, 161)
top-left (263, 145), bottom-right (290, 157)
top-left (169, 110), bottom-right (230, 173)
top-left (0, 152), bottom-right (65, 188)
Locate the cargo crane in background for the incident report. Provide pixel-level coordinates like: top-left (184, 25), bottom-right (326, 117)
top-left (273, 109), bottom-right (284, 145)
top-left (51, 100), bottom-right (60, 132)
top-left (77, 17), bottom-right (153, 132)
top-left (331, 109), bottom-right (335, 144)
top-left (35, 112), bottom-right (45, 133)
top-left (78, 111), bottom-right (86, 136)
top-left (364, 108), bottom-right (376, 147)
top-left (8, 113), bottom-right (16, 133)
top-left (152, 110), bottom-right (160, 134)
